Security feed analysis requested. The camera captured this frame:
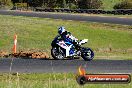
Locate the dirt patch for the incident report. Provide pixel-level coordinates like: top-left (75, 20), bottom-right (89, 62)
top-left (0, 51), bottom-right (9, 57)
top-left (0, 50), bottom-right (50, 59)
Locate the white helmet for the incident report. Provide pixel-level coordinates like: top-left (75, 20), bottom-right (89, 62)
top-left (58, 26), bottom-right (66, 34)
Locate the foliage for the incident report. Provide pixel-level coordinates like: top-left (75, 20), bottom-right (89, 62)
top-left (114, 0), bottom-right (132, 9)
top-left (2, 0), bottom-right (132, 10)
top-left (11, 0), bottom-right (76, 8)
top-left (0, 0), bottom-right (12, 7)
top-left (77, 0), bottom-right (103, 9)
top-left (101, 0), bottom-right (121, 10)
top-left (67, 3), bottom-right (77, 9)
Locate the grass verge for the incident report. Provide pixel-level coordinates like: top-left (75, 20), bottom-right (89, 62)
top-left (0, 15), bottom-right (131, 59)
top-left (0, 73), bottom-right (131, 88)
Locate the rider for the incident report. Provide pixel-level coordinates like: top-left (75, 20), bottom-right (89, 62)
top-left (58, 26), bottom-right (79, 57)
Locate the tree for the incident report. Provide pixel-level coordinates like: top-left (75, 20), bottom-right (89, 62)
top-left (66, 0), bottom-right (77, 9)
top-left (114, 0), bottom-right (132, 9)
top-left (10, 0), bottom-right (77, 8)
top-left (77, 0), bottom-right (102, 9)
top-left (28, 0), bottom-right (57, 8)
top-left (0, 0), bottom-right (12, 7)
top-left (62, 0), bottom-right (66, 8)
top-left (55, 0), bottom-right (77, 8)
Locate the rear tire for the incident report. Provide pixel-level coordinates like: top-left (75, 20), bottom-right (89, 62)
top-left (51, 47), bottom-right (65, 60)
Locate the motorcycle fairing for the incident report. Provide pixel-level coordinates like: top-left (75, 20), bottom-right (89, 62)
top-left (56, 40), bottom-right (73, 57)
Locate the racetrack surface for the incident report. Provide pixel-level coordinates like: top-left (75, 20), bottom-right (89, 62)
top-left (0, 58), bottom-right (132, 73)
top-left (0, 10), bottom-right (132, 25)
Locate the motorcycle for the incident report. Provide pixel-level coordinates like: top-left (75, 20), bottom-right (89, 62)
top-left (51, 35), bottom-right (94, 61)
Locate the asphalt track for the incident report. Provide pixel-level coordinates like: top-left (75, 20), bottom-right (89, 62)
top-left (0, 10), bottom-right (132, 25)
top-left (0, 58), bottom-right (132, 73)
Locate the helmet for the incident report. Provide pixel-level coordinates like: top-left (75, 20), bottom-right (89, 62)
top-left (58, 26), bottom-right (66, 34)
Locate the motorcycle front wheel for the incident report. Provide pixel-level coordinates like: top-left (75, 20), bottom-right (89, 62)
top-left (81, 48), bottom-right (94, 61)
top-left (51, 47), bottom-right (65, 60)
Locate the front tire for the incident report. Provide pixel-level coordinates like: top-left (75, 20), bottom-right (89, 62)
top-left (51, 47), bottom-right (65, 60)
top-left (81, 48), bottom-right (94, 61)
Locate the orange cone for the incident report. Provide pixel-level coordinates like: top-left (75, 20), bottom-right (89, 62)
top-left (13, 34), bottom-right (17, 53)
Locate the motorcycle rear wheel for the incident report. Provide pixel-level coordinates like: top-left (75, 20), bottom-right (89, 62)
top-left (51, 47), bottom-right (65, 60)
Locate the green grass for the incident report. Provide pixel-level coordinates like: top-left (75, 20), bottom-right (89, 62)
top-left (0, 15), bottom-right (131, 59)
top-left (0, 73), bottom-right (131, 88)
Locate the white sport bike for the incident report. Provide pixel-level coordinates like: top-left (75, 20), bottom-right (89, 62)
top-left (51, 35), bottom-right (94, 61)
